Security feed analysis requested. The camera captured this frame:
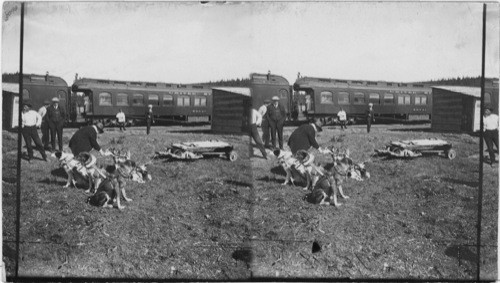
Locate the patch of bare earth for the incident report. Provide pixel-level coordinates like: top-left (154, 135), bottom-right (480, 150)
top-left (2, 123), bottom-right (497, 280)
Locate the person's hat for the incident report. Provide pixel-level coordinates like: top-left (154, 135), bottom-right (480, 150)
top-left (148, 104), bottom-right (153, 108)
top-left (43, 100), bottom-right (50, 105)
top-left (22, 101), bottom-right (32, 108)
top-left (95, 121), bottom-right (104, 133)
top-left (484, 104), bottom-right (494, 111)
top-left (272, 96), bottom-right (280, 101)
top-left (368, 103), bottom-right (373, 106)
top-left (52, 97), bottom-right (60, 102)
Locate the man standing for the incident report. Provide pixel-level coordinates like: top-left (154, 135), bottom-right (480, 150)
top-left (145, 104), bottom-right (154, 135)
top-left (21, 102), bottom-right (47, 163)
top-left (483, 106), bottom-right (499, 166)
top-left (116, 109), bottom-right (126, 131)
top-left (46, 97), bottom-right (66, 151)
top-left (338, 107), bottom-right (347, 130)
top-left (267, 96), bottom-right (286, 149)
top-left (38, 100), bottom-right (51, 150)
top-left (69, 122), bottom-right (106, 156)
top-left (287, 118), bottom-right (323, 155)
top-left (258, 99), bottom-right (271, 148)
top-left (250, 108), bottom-right (268, 159)
top-left (366, 103), bottom-right (375, 133)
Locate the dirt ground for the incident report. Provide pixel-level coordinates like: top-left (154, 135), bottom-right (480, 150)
top-left (2, 123), bottom-right (498, 280)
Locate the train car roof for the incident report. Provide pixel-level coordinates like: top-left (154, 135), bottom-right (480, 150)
top-left (73, 77), bottom-right (210, 90)
top-left (2, 73), bottom-right (68, 87)
top-left (294, 76), bottom-right (430, 90)
top-left (250, 73), bottom-right (289, 86)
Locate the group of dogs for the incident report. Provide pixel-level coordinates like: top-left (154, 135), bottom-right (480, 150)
top-left (52, 142), bottom-right (366, 208)
top-left (52, 148), bottom-right (151, 209)
top-left (273, 146), bottom-right (370, 206)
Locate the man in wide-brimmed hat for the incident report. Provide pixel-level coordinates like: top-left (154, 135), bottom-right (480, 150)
top-left (267, 96), bottom-right (286, 149)
top-left (69, 121), bottom-right (106, 156)
top-left (46, 96), bottom-right (66, 151)
top-left (38, 100), bottom-right (51, 150)
top-left (21, 101), bottom-right (47, 163)
top-left (483, 105), bottom-right (498, 166)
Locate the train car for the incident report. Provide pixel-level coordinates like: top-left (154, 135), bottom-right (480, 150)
top-left (71, 77), bottom-right (212, 125)
top-left (2, 73), bottom-right (70, 129)
top-left (292, 76), bottom-right (433, 123)
top-left (249, 72), bottom-right (293, 118)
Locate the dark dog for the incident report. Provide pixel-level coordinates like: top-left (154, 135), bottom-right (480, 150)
top-left (86, 165), bottom-right (130, 209)
top-left (305, 147), bottom-right (370, 206)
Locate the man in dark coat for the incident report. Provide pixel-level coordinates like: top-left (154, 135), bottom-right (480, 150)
top-left (366, 103), bottom-right (375, 133)
top-left (69, 122), bottom-right (105, 156)
top-left (287, 119), bottom-right (323, 154)
top-left (46, 97), bottom-right (66, 151)
top-left (145, 104), bottom-right (154, 135)
top-left (267, 96), bottom-right (286, 149)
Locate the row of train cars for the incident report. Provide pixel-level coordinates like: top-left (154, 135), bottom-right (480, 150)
top-left (2, 72), bottom-right (499, 129)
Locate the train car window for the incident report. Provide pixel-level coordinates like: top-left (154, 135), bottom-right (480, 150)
top-left (116, 93), bottom-right (129, 106)
top-left (177, 96), bottom-right (190, 107)
top-left (485, 93), bottom-right (491, 104)
top-left (99, 92), bottom-right (112, 106)
top-left (148, 94), bottom-right (159, 106)
top-left (194, 97), bottom-right (207, 107)
top-left (132, 94), bottom-right (144, 106)
top-left (320, 92), bottom-right (334, 104)
top-left (397, 94), bottom-right (411, 105)
top-left (369, 93), bottom-right (380, 104)
top-left (162, 94), bottom-right (174, 106)
top-left (22, 89), bottom-right (30, 100)
top-left (57, 90), bottom-right (66, 100)
top-left (384, 93), bottom-right (394, 104)
top-left (279, 89), bottom-right (288, 98)
top-left (415, 95), bottom-right (427, 105)
top-left (353, 93), bottom-right (365, 104)
top-left (338, 92), bottom-right (349, 104)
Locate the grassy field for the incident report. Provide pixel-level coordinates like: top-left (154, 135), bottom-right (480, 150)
top-left (2, 123), bottom-right (498, 280)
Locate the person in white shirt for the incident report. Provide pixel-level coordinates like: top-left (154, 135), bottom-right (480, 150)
top-left (116, 109), bottom-right (126, 131)
top-left (258, 100), bottom-right (271, 148)
top-left (483, 106), bottom-right (499, 166)
top-left (38, 100), bottom-right (51, 150)
top-left (337, 107), bottom-right (347, 130)
top-left (250, 108), bottom-right (268, 159)
top-left (22, 102), bottom-right (47, 163)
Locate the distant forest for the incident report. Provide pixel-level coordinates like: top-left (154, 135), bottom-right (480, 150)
top-left (416, 76), bottom-right (497, 87)
top-left (198, 77), bottom-right (251, 87)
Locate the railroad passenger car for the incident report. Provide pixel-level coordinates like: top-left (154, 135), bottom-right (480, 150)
top-left (292, 76), bottom-right (433, 123)
top-left (71, 77), bottom-right (212, 125)
top-left (250, 72), bottom-right (293, 118)
top-left (2, 73), bottom-right (70, 128)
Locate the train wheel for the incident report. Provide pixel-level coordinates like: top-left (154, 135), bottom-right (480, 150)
top-left (446, 149), bottom-right (457, 160)
top-left (227, 150), bottom-right (238, 162)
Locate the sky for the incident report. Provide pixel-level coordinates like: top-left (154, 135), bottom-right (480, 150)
top-left (1, 1), bottom-right (499, 85)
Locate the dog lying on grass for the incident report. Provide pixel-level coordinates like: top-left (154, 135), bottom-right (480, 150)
top-left (273, 148), bottom-right (324, 191)
top-left (305, 147), bottom-right (370, 206)
top-left (52, 151), bottom-right (105, 193)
